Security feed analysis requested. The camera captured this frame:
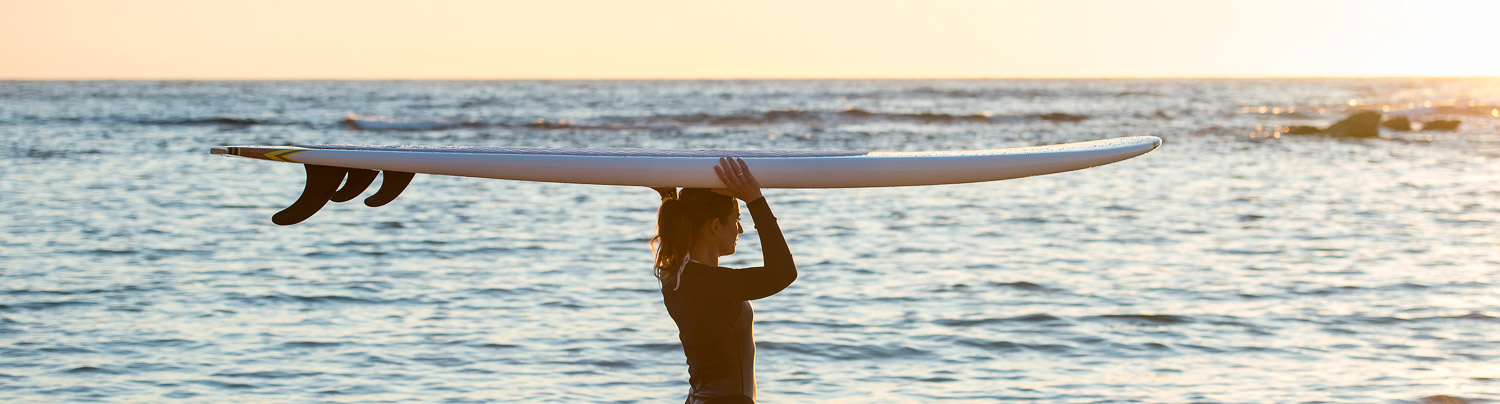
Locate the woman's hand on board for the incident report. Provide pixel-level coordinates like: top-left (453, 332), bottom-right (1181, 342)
top-left (649, 186), bottom-right (677, 200)
top-left (713, 157), bottom-right (763, 202)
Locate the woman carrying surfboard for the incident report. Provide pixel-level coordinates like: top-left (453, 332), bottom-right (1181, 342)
top-left (653, 157), bottom-right (798, 404)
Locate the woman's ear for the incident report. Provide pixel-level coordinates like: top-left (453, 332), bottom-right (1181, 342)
top-left (698, 218), bottom-right (720, 238)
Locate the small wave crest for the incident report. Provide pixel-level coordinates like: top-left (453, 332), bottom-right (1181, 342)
top-left (103, 338), bottom-right (198, 348)
top-left (279, 341), bottom-right (344, 349)
top-left (987, 281), bottom-right (1050, 291)
top-left (228, 292), bottom-right (435, 306)
top-left (0, 300), bottom-right (98, 312)
top-left (138, 117), bottom-right (281, 126)
top-left (554, 359), bottom-right (635, 369)
top-left (1086, 314), bottom-right (1194, 325)
top-left (934, 313), bottom-right (1068, 327)
top-left (623, 343), bottom-right (680, 352)
top-left (342, 114), bottom-right (480, 130)
top-left (1335, 312), bottom-right (1499, 325)
top-left (187, 379), bottom-right (257, 389)
top-left (953, 337), bottom-right (1075, 353)
top-left (9, 147), bottom-right (104, 160)
top-left (756, 341), bottom-right (932, 360)
top-left (5, 285), bottom-right (158, 296)
top-left (64, 366), bottom-right (122, 375)
top-left (212, 370), bottom-right (324, 379)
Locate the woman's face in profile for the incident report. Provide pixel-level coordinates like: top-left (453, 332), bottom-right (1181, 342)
top-left (711, 208), bottom-right (743, 256)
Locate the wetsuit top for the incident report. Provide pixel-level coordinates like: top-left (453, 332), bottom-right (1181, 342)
top-left (661, 197), bottom-right (798, 403)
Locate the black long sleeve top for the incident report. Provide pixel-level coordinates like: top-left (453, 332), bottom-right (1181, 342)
top-left (661, 197), bottom-right (797, 402)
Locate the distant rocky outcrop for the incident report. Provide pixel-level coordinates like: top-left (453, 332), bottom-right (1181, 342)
top-left (1380, 116), bottom-right (1412, 131)
top-left (1320, 111), bottom-right (1383, 138)
top-left (1285, 112), bottom-right (1463, 137)
top-left (1420, 120), bottom-right (1460, 131)
top-left (1281, 111), bottom-right (1382, 137)
top-left (1285, 125), bottom-right (1321, 135)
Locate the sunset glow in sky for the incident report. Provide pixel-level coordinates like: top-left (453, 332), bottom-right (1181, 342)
top-left (3, 0), bottom-right (1497, 79)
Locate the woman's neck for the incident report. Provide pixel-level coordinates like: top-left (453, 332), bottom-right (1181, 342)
top-left (688, 243), bottom-right (719, 267)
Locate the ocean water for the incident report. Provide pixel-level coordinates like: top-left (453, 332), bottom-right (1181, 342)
top-left (1, 79), bottom-right (1498, 403)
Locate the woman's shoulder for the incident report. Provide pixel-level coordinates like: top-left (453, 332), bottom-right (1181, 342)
top-left (689, 261), bottom-right (757, 274)
top-left (666, 261), bottom-right (747, 293)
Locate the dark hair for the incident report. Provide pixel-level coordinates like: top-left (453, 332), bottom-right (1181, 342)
top-left (651, 188), bottom-right (737, 284)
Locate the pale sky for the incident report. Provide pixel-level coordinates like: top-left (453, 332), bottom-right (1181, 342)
top-left (2, 0), bottom-right (1497, 79)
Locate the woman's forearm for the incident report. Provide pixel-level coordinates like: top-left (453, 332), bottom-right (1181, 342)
top-left (746, 197), bottom-right (797, 288)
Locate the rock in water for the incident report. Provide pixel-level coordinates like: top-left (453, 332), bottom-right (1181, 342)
top-left (1322, 111), bottom-right (1382, 138)
top-left (1420, 120), bottom-right (1460, 131)
top-left (1037, 113), bottom-right (1088, 122)
top-left (1285, 125), bottom-right (1321, 135)
top-left (1420, 395), bottom-right (1470, 404)
top-left (1380, 116), bottom-right (1412, 131)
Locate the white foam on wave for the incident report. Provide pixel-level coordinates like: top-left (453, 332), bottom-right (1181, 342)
top-left (342, 114), bottom-right (474, 130)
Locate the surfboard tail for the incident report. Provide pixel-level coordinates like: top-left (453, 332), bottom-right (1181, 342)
top-left (211, 146), bottom-right (418, 225)
top-left (211, 146), bottom-right (314, 163)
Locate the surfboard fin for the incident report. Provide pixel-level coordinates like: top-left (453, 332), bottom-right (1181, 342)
top-left (331, 169), bottom-right (379, 203)
top-left (272, 164), bottom-right (347, 225)
top-left (270, 165), bottom-right (417, 225)
top-left (365, 171), bottom-right (414, 207)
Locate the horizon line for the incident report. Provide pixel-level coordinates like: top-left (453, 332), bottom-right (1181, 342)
top-left (4, 75), bottom-right (1499, 81)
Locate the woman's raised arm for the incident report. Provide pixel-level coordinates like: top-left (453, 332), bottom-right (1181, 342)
top-left (709, 158), bottom-right (797, 300)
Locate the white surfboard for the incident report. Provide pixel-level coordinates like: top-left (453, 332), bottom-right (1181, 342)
top-left (212, 136), bottom-right (1159, 188)
top-left (209, 136), bottom-right (1160, 224)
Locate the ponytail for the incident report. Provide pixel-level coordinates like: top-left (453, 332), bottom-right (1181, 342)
top-left (651, 188), bottom-right (736, 284)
